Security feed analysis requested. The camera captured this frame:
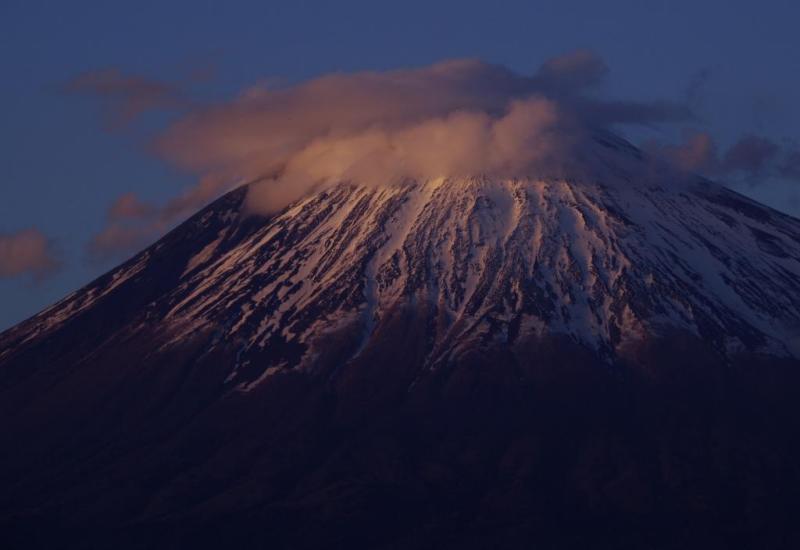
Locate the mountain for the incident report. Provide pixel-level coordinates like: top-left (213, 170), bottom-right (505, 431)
top-left (2, 136), bottom-right (800, 549)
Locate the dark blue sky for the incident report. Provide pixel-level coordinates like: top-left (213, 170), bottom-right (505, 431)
top-left (2, 0), bottom-right (800, 330)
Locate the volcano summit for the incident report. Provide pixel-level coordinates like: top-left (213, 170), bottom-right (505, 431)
top-left (2, 136), bottom-right (800, 549)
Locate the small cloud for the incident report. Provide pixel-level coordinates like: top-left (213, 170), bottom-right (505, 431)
top-left (107, 192), bottom-right (157, 221)
top-left (0, 229), bottom-right (59, 280)
top-left (535, 49), bottom-right (609, 93)
top-left (87, 223), bottom-right (157, 263)
top-left (86, 192), bottom-right (161, 262)
top-left (645, 130), bottom-right (719, 173)
top-left (87, 192), bottom-right (161, 262)
top-left (63, 68), bottom-right (186, 129)
top-left (647, 131), bottom-right (800, 186)
top-left (86, 176), bottom-right (229, 262)
top-left (722, 135), bottom-right (780, 176)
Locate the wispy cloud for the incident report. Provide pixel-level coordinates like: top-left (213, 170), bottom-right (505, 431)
top-left (645, 130), bottom-right (718, 173)
top-left (87, 175), bottom-right (228, 260)
top-left (63, 68), bottom-right (186, 129)
top-left (723, 135), bottom-right (781, 176)
top-left (647, 131), bottom-right (800, 185)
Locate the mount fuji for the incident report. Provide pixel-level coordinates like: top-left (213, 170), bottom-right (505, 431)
top-left (2, 135), bottom-right (800, 549)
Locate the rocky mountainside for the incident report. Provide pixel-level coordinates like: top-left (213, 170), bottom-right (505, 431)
top-left (2, 137), bottom-right (800, 549)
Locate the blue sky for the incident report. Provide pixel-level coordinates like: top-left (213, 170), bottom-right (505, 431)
top-left (1, 0), bottom-right (800, 330)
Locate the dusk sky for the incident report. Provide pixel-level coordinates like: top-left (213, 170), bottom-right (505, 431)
top-left (2, 0), bottom-right (800, 331)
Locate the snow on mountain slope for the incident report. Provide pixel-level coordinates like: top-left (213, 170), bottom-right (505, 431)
top-left (3, 138), bottom-right (800, 389)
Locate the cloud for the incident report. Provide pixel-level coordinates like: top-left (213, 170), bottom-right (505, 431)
top-left (72, 50), bottom-right (800, 265)
top-left (647, 132), bottom-right (800, 185)
top-left (87, 223), bottom-right (157, 262)
top-left (246, 98), bottom-right (583, 210)
top-left (534, 49), bottom-right (608, 93)
top-left (88, 175), bottom-right (231, 261)
top-left (722, 135), bottom-right (780, 176)
top-left (88, 192), bottom-right (161, 261)
top-left (150, 51), bottom-right (691, 215)
top-left (155, 59), bottom-right (534, 177)
top-left (107, 192), bottom-right (157, 221)
top-left (63, 51), bottom-right (800, 265)
top-left (64, 68), bottom-right (185, 129)
top-left (0, 229), bottom-right (59, 280)
top-left (645, 130), bottom-right (719, 173)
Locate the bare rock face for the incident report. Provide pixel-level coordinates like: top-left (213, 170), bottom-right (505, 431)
top-left (2, 139), bottom-right (800, 549)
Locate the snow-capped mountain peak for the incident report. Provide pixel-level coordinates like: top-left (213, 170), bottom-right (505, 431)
top-left (5, 142), bottom-right (800, 392)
